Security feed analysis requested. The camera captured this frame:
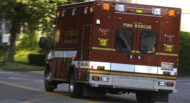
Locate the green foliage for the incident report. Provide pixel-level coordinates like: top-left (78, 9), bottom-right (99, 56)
top-left (0, 0), bottom-right (68, 62)
top-left (178, 32), bottom-right (190, 76)
top-left (15, 49), bottom-right (41, 63)
top-left (0, 0), bottom-right (85, 62)
top-left (0, 0), bottom-right (27, 22)
top-left (28, 54), bottom-right (46, 66)
top-left (0, 0), bottom-right (85, 36)
top-left (16, 34), bottom-right (38, 50)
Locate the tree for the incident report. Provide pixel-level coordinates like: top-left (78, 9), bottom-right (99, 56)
top-left (0, 0), bottom-right (75, 62)
top-left (0, 0), bottom-right (28, 62)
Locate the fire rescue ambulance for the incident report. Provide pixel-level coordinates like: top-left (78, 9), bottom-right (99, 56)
top-left (40, 0), bottom-right (181, 103)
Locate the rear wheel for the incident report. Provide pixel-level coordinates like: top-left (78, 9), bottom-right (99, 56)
top-left (136, 92), bottom-right (155, 103)
top-left (44, 69), bottom-right (57, 92)
top-left (69, 73), bottom-right (83, 98)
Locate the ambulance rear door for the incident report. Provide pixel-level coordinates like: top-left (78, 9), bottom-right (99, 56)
top-left (134, 7), bottom-right (162, 76)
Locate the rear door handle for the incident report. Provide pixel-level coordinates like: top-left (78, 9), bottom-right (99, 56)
top-left (128, 54), bottom-right (133, 60)
top-left (138, 55), bottom-right (143, 60)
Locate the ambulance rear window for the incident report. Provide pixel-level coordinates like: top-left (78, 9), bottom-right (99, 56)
top-left (115, 29), bottom-right (133, 52)
top-left (140, 31), bottom-right (157, 54)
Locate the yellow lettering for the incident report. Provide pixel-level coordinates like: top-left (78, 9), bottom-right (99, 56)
top-left (123, 23), bottom-right (152, 29)
top-left (123, 23), bottom-right (133, 28)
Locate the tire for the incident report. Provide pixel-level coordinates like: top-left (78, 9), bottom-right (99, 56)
top-left (44, 69), bottom-right (57, 92)
top-left (69, 73), bottom-right (83, 98)
top-left (136, 93), bottom-right (155, 103)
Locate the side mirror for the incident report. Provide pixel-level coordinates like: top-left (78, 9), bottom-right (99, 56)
top-left (39, 37), bottom-right (46, 48)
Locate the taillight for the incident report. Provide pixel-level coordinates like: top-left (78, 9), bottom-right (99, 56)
top-left (168, 9), bottom-right (176, 16)
top-left (167, 82), bottom-right (174, 87)
top-left (98, 29), bottom-right (109, 47)
top-left (164, 35), bottom-right (175, 53)
top-left (102, 3), bottom-right (110, 11)
top-left (158, 81), bottom-right (174, 87)
top-left (92, 76), bottom-right (100, 81)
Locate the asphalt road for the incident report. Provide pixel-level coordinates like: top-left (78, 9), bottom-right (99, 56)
top-left (0, 70), bottom-right (190, 103)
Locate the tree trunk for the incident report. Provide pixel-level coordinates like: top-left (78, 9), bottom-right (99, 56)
top-left (7, 19), bottom-right (20, 62)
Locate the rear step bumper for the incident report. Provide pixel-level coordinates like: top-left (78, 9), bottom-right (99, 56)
top-left (89, 74), bottom-right (177, 92)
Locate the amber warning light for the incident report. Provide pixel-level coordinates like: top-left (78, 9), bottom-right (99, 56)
top-left (99, 38), bottom-right (108, 47)
top-left (56, 11), bottom-right (60, 18)
top-left (102, 3), bottom-right (110, 10)
top-left (168, 9), bottom-right (176, 16)
top-left (164, 44), bottom-right (174, 52)
top-left (90, 6), bottom-right (94, 13)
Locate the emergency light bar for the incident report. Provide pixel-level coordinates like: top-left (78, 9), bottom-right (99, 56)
top-left (115, 4), bottom-right (126, 12)
top-left (62, 10), bottom-right (66, 17)
top-left (84, 7), bottom-right (88, 14)
top-left (152, 8), bottom-right (162, 16)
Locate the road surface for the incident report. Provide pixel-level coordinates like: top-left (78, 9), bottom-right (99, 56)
top-left (0, 70), bottom-right (190, 103)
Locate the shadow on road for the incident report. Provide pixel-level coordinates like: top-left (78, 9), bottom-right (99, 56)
top-left (53, 90), bottom-right (137, 103)
top-left (84, 95), bottom-right (137, 103)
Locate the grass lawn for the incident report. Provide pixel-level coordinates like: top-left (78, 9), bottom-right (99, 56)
top-left (15, 49), bottom-right (42, 63)
top-left (0, 62), bottom-right (45, 72)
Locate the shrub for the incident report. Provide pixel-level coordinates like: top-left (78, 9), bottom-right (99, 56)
top-left (178, 32), bottom-right (190, 76)
top-left (28, 54), bottom-right (46, 66)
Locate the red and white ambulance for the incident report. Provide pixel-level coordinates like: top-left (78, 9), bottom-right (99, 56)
top-left (40, 1), bottom-right (181, 102)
